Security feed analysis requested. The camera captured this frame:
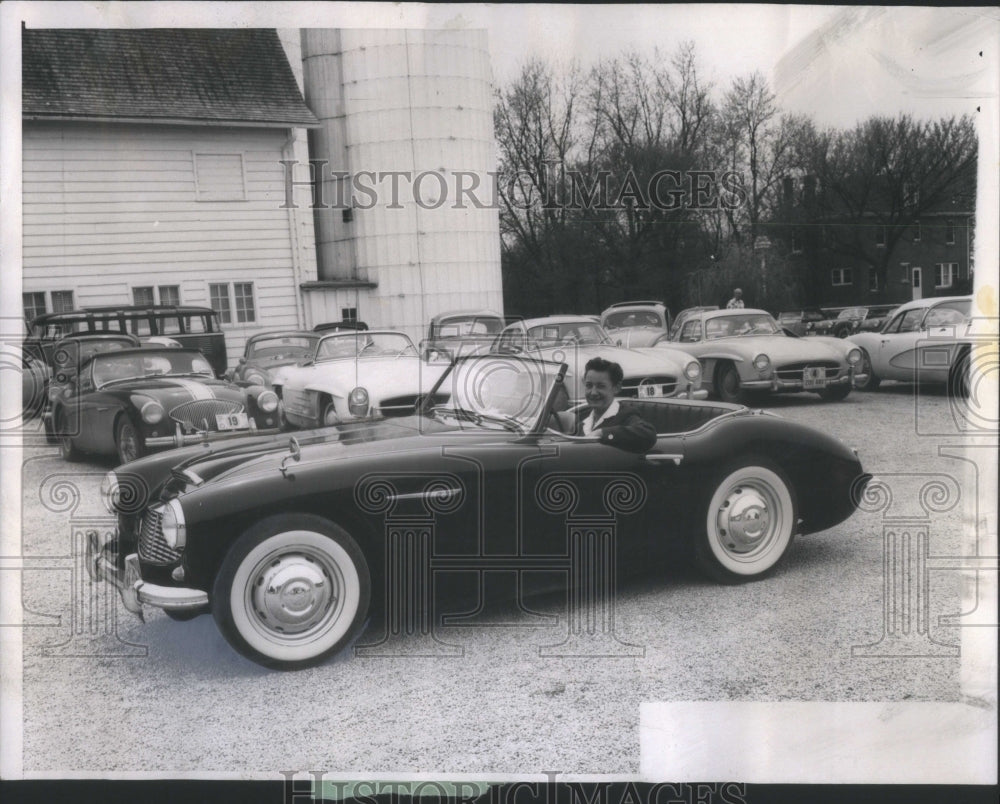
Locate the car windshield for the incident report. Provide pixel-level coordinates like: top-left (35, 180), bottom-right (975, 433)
top-left (777, 312), bottom-right (800, 322)
top-left (56, 337), bottom-right (136, 368)
top-left (703, 313), bottom-right (781, 339)
top-left (838, 307), bottom-right (866, 320)
top-left (316, 332), bottom-right (417, 361)
top-left (604, 310), bottom-right (663, 329)
top-left (436, 317), bottom-right (504, 337)
top-left (526, 322), bottom-right (611, 347)
top-left (248, 336), bottom-right (318, 360)
top-left (91, 350), bottom-right (213, 387)
top-left (427, 355), bottom-right (564, 432)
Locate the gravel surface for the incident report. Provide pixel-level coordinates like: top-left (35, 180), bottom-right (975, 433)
top-left (16, 382), bottom-right (980, 774)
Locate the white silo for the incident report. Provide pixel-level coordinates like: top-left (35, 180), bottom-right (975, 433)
top-left (301, 28), bottom-right (503, 340)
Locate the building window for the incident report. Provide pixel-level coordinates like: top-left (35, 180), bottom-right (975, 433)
top-left (900, 262), bottom-right (910, 284)
top-left (159, 286), bottom-right (180, 306)
top-left (23, 292), bottom-right (47, 321)
top-left (233, 283), bottom-right (256, 323)
top-left (913, 221), bottom-right (921, 243)
top-left (869, 270), bottom-right (879, 292)
top-left (134, 285), bottom-right (180, 306)
top-left (831, 268), bottom-right (853, 287)
top-left (209, 283), bottom-right (233, 324)
top-left (790, 231), bottom-right (803, 254)
top-left (912, 267), bottom-right (921, 289)
top-left (945, 220), bottom-right (955, 245)
top-left (210, 282), bottom-right (256, 325)
top-left (195, 153), bottom-right (247, 201)
top-left (934, 263), bottom-right (959, 288)
top-left (875, 226), bottom-right (886, 248)
top-left (133, 287), bottom-right (155, 306)
top-left (341, 307), bottom-right (358, 322)
top-left (51, 291), bottom-right (75, 313)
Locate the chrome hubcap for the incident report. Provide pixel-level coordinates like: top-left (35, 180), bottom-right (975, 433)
top-left (249, 552), bottom-right (337, 636)
top-left (716, 484), bottom-right (774, 553)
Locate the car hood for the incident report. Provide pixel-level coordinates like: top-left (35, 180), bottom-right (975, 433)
top-left (102, 376), bottom-right (244, 405)
top-left (677, 335), bottom-right (851, 362)
top-left (538, 343), bottom-right (688, 374)
top-left (273, 356), bottom-right (445, 395)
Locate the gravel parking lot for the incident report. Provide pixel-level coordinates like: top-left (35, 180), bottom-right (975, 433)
top-left (15, 383), bottom-right (980, 774)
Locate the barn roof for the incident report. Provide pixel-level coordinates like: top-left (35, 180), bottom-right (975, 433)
top-left (23, 29), bottom-right (319, 127)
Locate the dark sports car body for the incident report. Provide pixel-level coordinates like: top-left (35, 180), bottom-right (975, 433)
top-left (88, 354), bottom-right (869, 670)
top-left (227, 330), bottom-right (321, 386)
top-left (52, 347), bottom-right (281, 464)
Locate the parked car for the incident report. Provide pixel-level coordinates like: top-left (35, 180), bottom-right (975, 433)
top-left (848, 296), bottom-right (973, 392)
top-left (655, 308), bottom-right (864, 403)
top-left (667, 306), bottom-right (719, 339)
top-left (814, 305), bottom-right (899, 338)
top-left (421, 309), bottom-right (505, 361)
top-left (25, 305), bottom-right (228, 377)
top-left (776, 308), bottom-right (828, 337)
top-left (601, 301), bottom-right (672, 347)
top-left (272, 330), bottom-right (449, 428)
top-left (51, 346), bottom-right (281, 464)
top-left (490, 315), bottom-right (706, 401)
top-left (87, 353), bottom-right (870, 669)
top-left (228, 331), bottom-right (321, 386)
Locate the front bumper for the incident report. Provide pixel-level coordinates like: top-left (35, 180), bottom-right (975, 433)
top-left (145, 420), bottom-right (280, 449)
top-left (85, 531), bottom-right (208, 618)
top-left (740, 368), bottom-right (863, 392)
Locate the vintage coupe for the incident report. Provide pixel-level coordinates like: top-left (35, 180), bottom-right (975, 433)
top-left (272, 330), bottom-right (449, 428)
top-left (491, 315), bottom-right (706, 401)
top-left (848, 296), bottom-right (973, 392)
top-left (654, 308), bottom-right (864, 403)
top-left (228, 331), bottom-right (321, 386)
top-left (87, 354), bottom-right (869, 670)
top-left (600, 300), bottom-right (672, 347)
top-left (51, 347), bottom-right (281, 464)
top-left (421, 309), bottom-right (505, 361)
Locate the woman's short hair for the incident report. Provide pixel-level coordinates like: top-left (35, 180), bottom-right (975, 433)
top-left (583, 357), bottom-right (623, 386)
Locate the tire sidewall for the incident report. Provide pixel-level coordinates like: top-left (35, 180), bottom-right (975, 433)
top-left (856, 348), bottom-right (880, 391)
top-left (212, 514), bottom-right (371, 670)
top-left (116, 415), bottom-right (146, 464)
top-left (696, 460), bottom-right (797, 583)
top-left (715, 362), bottom-right (743, 404)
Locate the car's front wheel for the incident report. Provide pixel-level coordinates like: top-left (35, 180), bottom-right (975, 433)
top-left (212, 514), bottom-right (371, 670)
top-left (854, 348), bottom-right (881, 391)
top-left (115, 416), bottom-right (147, 465)
top-left (715, 362), bottom-right (746, 404)
top-left (695, 461), bottom-right (797, 583)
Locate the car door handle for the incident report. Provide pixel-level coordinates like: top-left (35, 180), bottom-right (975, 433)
top-left (644, 453), bottom-right (683, 466)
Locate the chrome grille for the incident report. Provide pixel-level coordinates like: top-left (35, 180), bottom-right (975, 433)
top-left (620, 375), bottom-right (678, 398)
top-left (169, 399), bottom-right (243, 431)
top-left (137, 508), bottom-right (182, 565)
top-left (774, 361), bottom-right (840, 381)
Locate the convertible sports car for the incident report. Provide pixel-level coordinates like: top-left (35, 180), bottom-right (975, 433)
top-left (88, 354), bottom-right (869, 669)
top-left (491, 315), bottom-right (706, 401)
top-left (51, 347), bottom-right (281, 464)
top-left (654, 308), bottom-right (864, 403)
top-left (227, 331), bottom-right (321, 386)
top-left (848, 296), bottom-right (972, 392)
top-left (272, 330), bottom-right (449, 428)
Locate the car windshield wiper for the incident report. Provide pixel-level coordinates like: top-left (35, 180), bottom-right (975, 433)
top-left (432, 406), bottom-right (524, 433)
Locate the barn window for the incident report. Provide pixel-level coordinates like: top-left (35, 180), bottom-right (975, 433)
top-left (210, 282), bottom-right (257, 325)
top-left (134, 286), bottom-right (180, 306)
top-left (195, 153), bottom-right (247, 201)
top-left (51, 291), bottom-right (75, 313)
top-left (210, 283), bottom-right (233, 324)
top-left (23, 292), bottom-right (47, 321)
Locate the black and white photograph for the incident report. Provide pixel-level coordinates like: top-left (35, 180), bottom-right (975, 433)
top-left (1, 2), bottom-right (997, 798)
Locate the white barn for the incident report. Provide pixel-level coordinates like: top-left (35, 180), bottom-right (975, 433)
top-left (21, 29), bottom-right (321, 366)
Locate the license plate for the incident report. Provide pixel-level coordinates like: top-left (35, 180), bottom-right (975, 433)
top-left (216, 412), bottom-right (249, 430)
top-left (641, 384), bottom-right (665, 397)
top-left (803, 367), bottom-right (827, 389)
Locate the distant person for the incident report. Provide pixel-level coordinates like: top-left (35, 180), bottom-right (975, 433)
top-left (570, 357), bottom-right (657, 453)
top-left (726, 288), bottom-right (745, 309)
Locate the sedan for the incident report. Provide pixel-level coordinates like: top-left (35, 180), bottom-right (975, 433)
top-left (271, 330), bottom-right (449, 428)
top-left (51, 347), bottom-right (281, 464)
top-left (491, 315), bottom-right (706, 401)
top-left (848, 296), bottom-right (973, 392)
top-left (88, 354), bottom-right (870, 669)
top-left (655, 308), bottom-right (864, 403)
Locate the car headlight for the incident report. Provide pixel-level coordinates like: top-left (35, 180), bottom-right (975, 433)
top-left (257, 390), bottom-right (279, 413)
top-left (684, 360), bottom-right (702, 381)
top-left (348, 386), bottom-right (370, 417)
top-left (160, 498), bottom-right (186, 550)
top-left (136, 397), bottom-right (165, 424)
top-left (100, 471), bottom-right (119, 514)
top-left (244, 371), bottom-right (267, 386)
top-left (847, 348), bottom-right (862, 365)
top-left (753, 353), bottom-right (771, 372)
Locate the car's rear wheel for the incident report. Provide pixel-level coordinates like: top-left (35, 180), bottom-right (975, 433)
top-left (212, 514), bottom-right (371, 670)
top-left (948, 346), bottom-right (972, 399)
top-left (695, 461), bottom-right (797, 583)
top-left (855, 348), bottom-right (881, 391)
top-left (715, 362), bottom-right (745, 404)
top-left (115, 416), bottom-right (147, 465)
top-left (817, 384), bottom-right (851, 401)
top-left (56, 410), bottom-right (81, 462)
